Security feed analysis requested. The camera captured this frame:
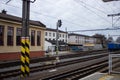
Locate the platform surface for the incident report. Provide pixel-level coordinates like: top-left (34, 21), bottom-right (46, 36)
top-left (80, 72), bottom-right (120, 80)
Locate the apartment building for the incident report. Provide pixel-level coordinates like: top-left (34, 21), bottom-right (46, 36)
top-left (44, 28), bottom-right (68, 51)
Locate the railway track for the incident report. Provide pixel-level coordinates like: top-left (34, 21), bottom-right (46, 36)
top-left (44, 58), bottom-right (120, 80)
top-left (0, 50), bottom-right (108, 79)
top-left (0, 50), bottom-right (119, 80)
top-left (0, 49), bottom-right (107, 68)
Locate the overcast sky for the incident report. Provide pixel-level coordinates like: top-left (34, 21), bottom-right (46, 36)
top-left (0, 0), bottom-right (120, 40)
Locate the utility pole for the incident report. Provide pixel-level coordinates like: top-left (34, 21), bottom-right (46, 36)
top-left (21, 0), bottom-right (36, 78)
top-left (65, 27), bottom-right (68, 51)
top-left (107, 13), bottom-right (120, 74)
top-left (103, 0), bottom-right (120, 74)
top-left (108, 13), bottom-right (120, 27)
top-left (56, 20), bottom-right (62, 62)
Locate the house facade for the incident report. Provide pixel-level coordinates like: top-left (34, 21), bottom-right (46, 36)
top-left (68, 33), bottom-right (102, 50)
top-left (44, 28), bottom-right (68, 51)
top-left (0, 10), bottom-right (46, 61)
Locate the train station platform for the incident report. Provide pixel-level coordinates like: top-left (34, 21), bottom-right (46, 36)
top-left (80, 72), bottom-right (120, 80)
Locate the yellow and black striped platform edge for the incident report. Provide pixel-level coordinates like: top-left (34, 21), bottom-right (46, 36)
top-left (21, 37), bottom-right (26, 77)
top-left (25, 37), bottom-right (30, 76)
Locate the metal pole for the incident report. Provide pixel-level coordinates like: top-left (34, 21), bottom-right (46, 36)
top-left (26, 0), bottom-right (30, 37)
top-left (21, 0), bottom-right (30, 77)
top-left (112, 16), bottom-right (113, 27)
top-left (56, 20), bottom-right (62, 62)
top-left (65, 27), bottom-right (67, 51)
top-left (25, 0), bottom-right (30, 77)
top-left (22, 0), bottom-right (27, 37)
top-left (21, 0), bottom-right (27, 77)
top-left (55, 22), bottom-right (59, 62)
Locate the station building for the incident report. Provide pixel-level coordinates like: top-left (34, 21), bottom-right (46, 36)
top-left (0, 10), bottom-right (46, 61)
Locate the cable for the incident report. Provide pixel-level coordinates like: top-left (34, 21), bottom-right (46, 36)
top-left (6, 0), bottom-right (12, 4)
top-left (73, 0), bottom-right (111, 24)
top-left (44, 0), bottom-right (111, 26)
top-left (39, 0), bottom-right (103, 26)
top-left (78, 0), bottom-right (107, 15)
top-left (0, 1), bottom-right (87, 27)
top-left (113, 17), bottom-right (120, 26)
top-left (68, 27), bottom-right (120, 32)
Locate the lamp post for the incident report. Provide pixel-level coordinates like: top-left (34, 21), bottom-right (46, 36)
top-left (56, 20), bottom-right (62, 62)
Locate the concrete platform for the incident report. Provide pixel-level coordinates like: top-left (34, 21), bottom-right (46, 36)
top-left (80, 72), bottom-right (120, 80)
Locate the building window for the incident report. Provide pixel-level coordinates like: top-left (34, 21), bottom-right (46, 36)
top-left (45, 32), bottom-right (47, 36)
top-left (31, 30), bottom-right (35, 46)
top-left (49, 32), bottom-right (51, 36)
top-left (0, 25), bottom-right (4, 46)
top-left (63, 34), bottom-right (64, 38)
top-left (59, 34), bottom-right (61, 37)
top-left (16, 28), bottom-right (22, 46)
top-left (45, 38), bottom-right (47, 40)
top-left (7, 26), bottom-right (14, 46)
top-left (53, 33), bottom-right (55, 37)
top-left (37, 31), bottom-right (41, 46)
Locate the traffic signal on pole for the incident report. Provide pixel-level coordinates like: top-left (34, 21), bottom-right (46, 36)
top-left (57, 20), bottom-right (62, 27)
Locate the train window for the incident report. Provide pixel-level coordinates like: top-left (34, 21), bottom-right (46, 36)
top-left (0, 25), bottom-right (4, 46)
top-left (7, 26), bottom-right (14, 46)
top-left (16, 28), bottom-right (22, 46)
top-left (31, 30), bottom-right (35, 46)
top-left (37, 31), bottom-right (41, 46)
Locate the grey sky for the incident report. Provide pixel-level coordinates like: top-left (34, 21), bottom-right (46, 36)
top-left (0, 0), bottom-right (120, 39)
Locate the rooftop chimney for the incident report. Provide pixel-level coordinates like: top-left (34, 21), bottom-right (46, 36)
top-left (2, 9), bottom-right (7, 14)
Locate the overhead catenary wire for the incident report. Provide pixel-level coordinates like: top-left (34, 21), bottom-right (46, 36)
top-left (6, 0), bottom-right (12, 4)
top-left (74, 0), bottom-right (111, 24)
top-left (41, 0), bottom-right (104, 26)
top-left (33, 0), bottom-right (114, 27)
top-left (1, 0), bottom-right (119, 29)
top-left (113, 17), bottom-right (120, 26)
top-left (78, 0), bottom-right (108, 15)
top-left (0, 1), bottom-right (87, 28)
top-left (68, 27), bottom-right (120, 32)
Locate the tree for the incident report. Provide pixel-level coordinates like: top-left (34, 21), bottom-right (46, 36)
top-left (92, 34), bottom-right (107, 48)
top-left (107, 36), bottom-right (114, 42)
top-left (116, 36), bottom-right (120, 43)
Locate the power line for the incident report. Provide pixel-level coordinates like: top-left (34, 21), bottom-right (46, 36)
top-left (113, 17), bottom-right (120, 25)
top-left (0, 2), bottom-right (86, 27)
top-left (68, 27), bottom-right (120, 32)
top-left (39, 0), bottom-right (104, 26)
top-left (6, 0), bottom-right (12, 4)
top-left (78, 0), bottom-right (107, 14)
top-left (73, 0), bottom-right (111, 24)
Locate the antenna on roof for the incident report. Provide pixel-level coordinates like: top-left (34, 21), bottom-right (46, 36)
top-left (6, 0), bottom-right (12, 4)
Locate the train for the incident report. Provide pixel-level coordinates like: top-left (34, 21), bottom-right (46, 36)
top-left (107, 42), bottom-right (120, 51)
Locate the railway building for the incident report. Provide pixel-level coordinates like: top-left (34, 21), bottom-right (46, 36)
top-left (0, 10), bottom-right (46, 61)
top-left (68, 33), bottom-right (102, 51)
top-left (44, 28), bottom-right (68, 52)
top-left (0, 10), bottom-right (102, 61)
